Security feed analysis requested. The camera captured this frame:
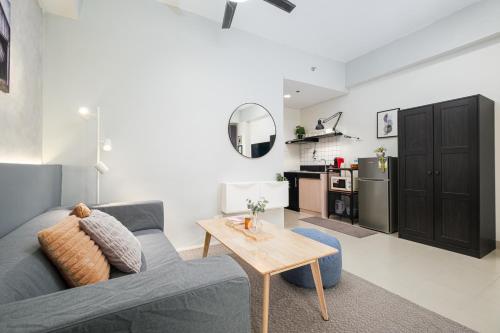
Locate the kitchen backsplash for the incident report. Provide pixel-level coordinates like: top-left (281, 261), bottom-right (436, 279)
top-left (300, 136), bottom-right (343, 165)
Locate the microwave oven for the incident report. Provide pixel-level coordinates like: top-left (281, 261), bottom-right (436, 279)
top-left (330, 176), bottom-right (359, 191)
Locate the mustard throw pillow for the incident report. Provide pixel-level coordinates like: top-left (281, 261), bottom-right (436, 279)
top-left (70, 202), bottom-right (92, 218)
top-left (38, 216), bottom-right (110, 287)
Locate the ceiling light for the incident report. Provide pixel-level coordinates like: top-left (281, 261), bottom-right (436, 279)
top-left (284, 94), bottom-right (291, 99)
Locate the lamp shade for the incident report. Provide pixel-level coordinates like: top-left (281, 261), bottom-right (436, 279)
top-left (78, 107), bottom-right (92, 120)
top-left (315, 120), bottom-right (324, 130)
top-left (102, 139), bottom-right (112, 152)
top-left (95, 161), bottom-right (110, 174)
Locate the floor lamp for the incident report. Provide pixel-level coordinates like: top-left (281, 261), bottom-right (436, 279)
top-left (78, 106), bottom-right (112, 204)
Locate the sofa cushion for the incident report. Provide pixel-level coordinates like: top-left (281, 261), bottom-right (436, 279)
top-left (38, 216), bottom-right (110, 287)
top-left (0, 209), bottom-right (70, 304)
top-left (0, 164), bottom-right (62, 239)
top-left (0, 207), bottom-right (176, 304)
top-left (81, 210), bottom-right (142, 273)
top-left (110, 229), bottom-right (181, 279)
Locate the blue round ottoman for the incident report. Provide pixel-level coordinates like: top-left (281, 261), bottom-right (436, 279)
top-left (281, 228), bottom-right (342, 289)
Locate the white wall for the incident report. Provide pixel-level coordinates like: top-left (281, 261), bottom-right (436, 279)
top-left (42, 0), bottom-right (345, 249)
top-left (347, 0), bottom-right (500, 87)
top-left (0, 0), bottom-right (43, 164)
top-left (283, 107), bottom-right (300, 171)
top-left (302, 37), bottom-right (500, 239)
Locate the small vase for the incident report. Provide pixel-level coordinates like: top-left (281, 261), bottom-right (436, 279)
top-left (297, 134), bottom-right (304, 140)
top-left (376, 152), bottom-right (387, 172)
top-left (378, 159), bottom-right (387, 172)
top-left (251, 214), bottom-right (262, 233)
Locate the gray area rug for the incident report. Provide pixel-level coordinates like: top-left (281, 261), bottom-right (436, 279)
top-left (300, 217), bottom-right (378, 238)
top-left (181, 245), bottom-right (475, 333)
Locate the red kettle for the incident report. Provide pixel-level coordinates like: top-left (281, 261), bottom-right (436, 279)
top-left (334, 157), bottom-right (345, 168)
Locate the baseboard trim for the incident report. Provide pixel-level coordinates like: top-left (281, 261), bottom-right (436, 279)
top-left (176, 239), bottom-right (220, 253)
top-left (300, 209), bottom-right (321, 217)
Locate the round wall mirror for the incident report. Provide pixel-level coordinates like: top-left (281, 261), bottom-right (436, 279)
top-left (228, 103), bottom-right (276, 159)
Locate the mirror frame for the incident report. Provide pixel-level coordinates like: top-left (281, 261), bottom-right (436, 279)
top-left (227, 102), bottom-right (277, 159)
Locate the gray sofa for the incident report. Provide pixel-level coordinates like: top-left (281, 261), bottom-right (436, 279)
top-left (0, 164), bottom-right (250, 332)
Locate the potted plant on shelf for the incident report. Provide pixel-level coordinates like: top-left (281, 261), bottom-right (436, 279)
top-left (295, 126), bottom-right (306, 139)
top-left (246, 198), bottom-right (268, 233)
top-left (276, 173), bottom-right (288, 182)
top-left (374, 146), bottom-right (388, 172)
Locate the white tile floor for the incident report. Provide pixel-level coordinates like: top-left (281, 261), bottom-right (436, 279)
top-left (285, 209), bottom-right (500, 333)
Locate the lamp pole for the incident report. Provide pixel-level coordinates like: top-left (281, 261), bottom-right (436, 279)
top-left (78, 105), bottom-right (111, 205)
top-left (96, 107), bottom-right (101, 204)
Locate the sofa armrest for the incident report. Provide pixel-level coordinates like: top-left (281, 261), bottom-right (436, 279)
top-left (91, 201), bottom-right (164, 232)
top-left (0, 256), bottom-right (250, 333)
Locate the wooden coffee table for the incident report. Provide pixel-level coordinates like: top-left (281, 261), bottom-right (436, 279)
top-left (197, 218), bottom-right (338, 333)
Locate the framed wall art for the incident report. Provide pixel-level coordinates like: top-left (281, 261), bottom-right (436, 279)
top-left (0, 0), bottom-right (10, 93)
top-left (377, 108), bottom-right (399, 138)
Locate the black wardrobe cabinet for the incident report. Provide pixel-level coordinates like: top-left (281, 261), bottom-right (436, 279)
top-left (398, 95), bottom-right (495, 258)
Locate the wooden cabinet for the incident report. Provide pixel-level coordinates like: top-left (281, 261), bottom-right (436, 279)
top-left (399, 105), bottom-right (434, 240)
top-left (433, 97), bottom-right (479, 250)
top-left (299, 178), bottom-right (322, 214)
top-left (284, 172), bottom-right (328, 216)
top-left (398, 95), bottom-right (495, 258)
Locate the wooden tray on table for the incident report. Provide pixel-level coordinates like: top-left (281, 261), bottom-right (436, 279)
top-left (225, 220), bottom-right (274, 241)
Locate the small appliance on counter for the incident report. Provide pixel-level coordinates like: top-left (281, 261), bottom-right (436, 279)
top-left (333, 157), bottom-right (344, 168)
top-left (350, 158), bottom-right (359, 170)
top-left (330, 175), bottom-right (359, 192)
top-left (358, 157), bottom-right (398, 233)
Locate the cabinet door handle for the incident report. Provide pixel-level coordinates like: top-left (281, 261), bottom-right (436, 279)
top-left (427, 171), bottom-right (433, 176)
top-left (434, 170), bottom-right (441, 176)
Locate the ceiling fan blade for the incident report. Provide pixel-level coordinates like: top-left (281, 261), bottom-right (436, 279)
top-left (222, 1), bottom-right (237, 29)
top-left (262, 0), bottom-right (296, 13)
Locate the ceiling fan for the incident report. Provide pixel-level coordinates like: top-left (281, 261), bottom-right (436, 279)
top-left (222, 0), bottom-right (296, 29)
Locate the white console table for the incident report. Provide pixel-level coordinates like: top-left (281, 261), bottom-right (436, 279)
top-left (221, 181), bottom-right (289, 214)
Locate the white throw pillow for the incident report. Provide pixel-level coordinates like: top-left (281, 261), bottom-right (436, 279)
top-left (80, 210), bottom-right (142, 273)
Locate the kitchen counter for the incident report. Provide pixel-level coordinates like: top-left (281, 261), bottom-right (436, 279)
top-left (284, 170), bottom-right (328, 218)
top-left (286, 170), bottom-right (328, 175)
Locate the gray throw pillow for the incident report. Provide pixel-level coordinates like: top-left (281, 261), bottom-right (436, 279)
top-left (80, 210), bottom-right (142, 273)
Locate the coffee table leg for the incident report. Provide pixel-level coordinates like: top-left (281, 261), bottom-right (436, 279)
top-left (202, 232), bottom-right (211, 258)
top-left (311, 259), bottom-right (329, 321)
top-left (262, 273), bottom-right (271, 333)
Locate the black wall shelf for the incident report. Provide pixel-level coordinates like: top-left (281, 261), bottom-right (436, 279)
top-left (285, 132), bottom-right (343, 145)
